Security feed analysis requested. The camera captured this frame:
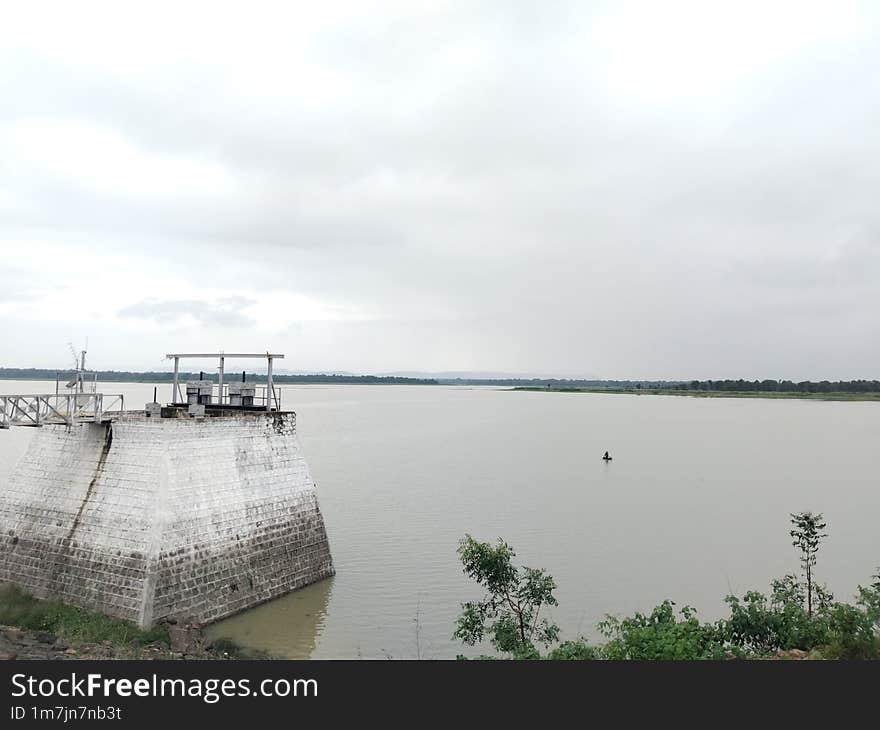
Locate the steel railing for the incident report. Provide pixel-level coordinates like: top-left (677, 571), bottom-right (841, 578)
top-left (0, 393), bottom-right (125, 429)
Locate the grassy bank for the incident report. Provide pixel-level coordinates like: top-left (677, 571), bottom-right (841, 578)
top-left (512, 386), bottom-right (880, 401)
top-left (0, 584), bottom-right (270, 659)
top-left (0, 584), bottom-right (168, 647)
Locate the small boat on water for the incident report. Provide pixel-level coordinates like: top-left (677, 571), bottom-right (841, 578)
top-left (603, 451), bottom-right (612, 461)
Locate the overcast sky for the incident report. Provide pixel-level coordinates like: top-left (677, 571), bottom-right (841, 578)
top-left (1, 1), bottom-right (878, 379)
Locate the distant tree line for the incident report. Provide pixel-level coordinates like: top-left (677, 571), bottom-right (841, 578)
top-left (2, 368), bottom-right (877, 392)
top-left (676, 379), bottom-right (880, 394)
top-left (0, 368), bottom-right (438, 386)
top-left (464, 377), bottom-right (879, 392)
top-left (438, 378), bottom-right (683, 387)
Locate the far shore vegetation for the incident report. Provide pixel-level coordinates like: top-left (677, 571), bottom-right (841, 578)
top-left (514, 379), bottom-right (880, 401)
top-left (0, 367), bottom-right (438, 386)
top-left (3, 368), bottom-right (879, 399)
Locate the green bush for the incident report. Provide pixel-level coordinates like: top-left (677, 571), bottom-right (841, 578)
top-left (720, 572), bottom-right (879, 658)
top-left (598, 601), bottom-right (726, 660)
top-left (721, 583), bottom-right (830, 654)
top-left (545, 639), bottom-right (601, 660)
top-left (820, 602), bottom-right (879, 659)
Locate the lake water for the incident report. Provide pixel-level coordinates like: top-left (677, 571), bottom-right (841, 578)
top-left (1, 381), bottom-right (878, 658)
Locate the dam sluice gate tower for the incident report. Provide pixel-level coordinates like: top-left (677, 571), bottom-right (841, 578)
top-left (0, 352), bottom-right (335, 628)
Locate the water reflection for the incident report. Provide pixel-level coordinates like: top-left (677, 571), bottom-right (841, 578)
top-left (205, 576), bottom-right (334, 658)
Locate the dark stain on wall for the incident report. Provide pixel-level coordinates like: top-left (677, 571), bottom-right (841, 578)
top-left (46, 423), bottom-right (114, 588)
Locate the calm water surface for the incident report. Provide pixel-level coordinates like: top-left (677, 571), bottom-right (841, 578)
top-left (1, 381), bottom-right (877, 658)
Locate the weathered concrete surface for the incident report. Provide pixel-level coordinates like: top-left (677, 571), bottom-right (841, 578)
top-left (0, 411), bottom-right (334, 627)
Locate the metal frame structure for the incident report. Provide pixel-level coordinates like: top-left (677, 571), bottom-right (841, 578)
top-left (166, 353), bottom-right (285, 412)
top-left (0, 344), bottom-right (127, 429)
top-left (0, 350), bottom-right (284, 429)
top-left (0, 392), bottom-right (124, 429)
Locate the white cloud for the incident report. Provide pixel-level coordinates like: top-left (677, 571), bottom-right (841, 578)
top-left (3, 121), bottom-right (237, 200)
top-left (0, 1), bottom-right (878, 378)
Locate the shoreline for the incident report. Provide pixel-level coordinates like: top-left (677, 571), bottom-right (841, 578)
top-left (511, 387), bottom-right (880, 402)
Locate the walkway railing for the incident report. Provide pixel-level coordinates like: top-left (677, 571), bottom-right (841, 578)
top-left (0, 393), bottom-right (124, 429)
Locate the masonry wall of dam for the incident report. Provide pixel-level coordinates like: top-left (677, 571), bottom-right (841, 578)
top-left (0, 409), bottom-right (334, 628)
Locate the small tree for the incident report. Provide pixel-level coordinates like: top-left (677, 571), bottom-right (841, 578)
top-left (790, 512), bottom-right (827, 617)
top-left (453, 535), bottom-right (559, 658)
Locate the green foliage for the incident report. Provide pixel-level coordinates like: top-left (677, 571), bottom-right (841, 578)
top-left (717, 522), bottom-right (877, 658)
top-left (456, 642), bottom-right (600, 660)
top-left (546, 639), bottom-right (601, 660)
top-left (820, 602), bottom-right (879, 659)
top-left (789, 511), bottom-right (828, 616)
top-left (769, 574), bottom-right (805, 607)
top-left (452, 525), bottom-right (879, 661)
top-left (722, 585), bottom-right (829, 654)
top-left (598, 601), bottom-right (726, 660)
top-left (680, 379), bottom-right (880, 394)
top-left (856, 569), bottom-right (880, 628)
top-left (720, 568), bottom-right (880, 658)
top-left (453, 535), bottom-right (560, 658)
top-left (0, 584), bottom-right (168, 647)
top-left (514, 385), bottom-right (880, 401)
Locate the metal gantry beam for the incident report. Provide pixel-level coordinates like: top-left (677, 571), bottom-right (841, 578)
top-left (165, 353), bottom-right (285, 411)
top-left (165, 353), bottom-right (286, 358)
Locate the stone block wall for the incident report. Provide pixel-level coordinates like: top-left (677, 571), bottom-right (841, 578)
top-left (0, 410), bottom-right (334, 628)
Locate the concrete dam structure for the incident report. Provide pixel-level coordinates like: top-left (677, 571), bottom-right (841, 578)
top-left (0, 352), bottom-right (335, 628)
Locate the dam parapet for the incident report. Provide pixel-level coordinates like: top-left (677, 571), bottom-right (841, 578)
top-left (0, 352), bottom-right (334, 628)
